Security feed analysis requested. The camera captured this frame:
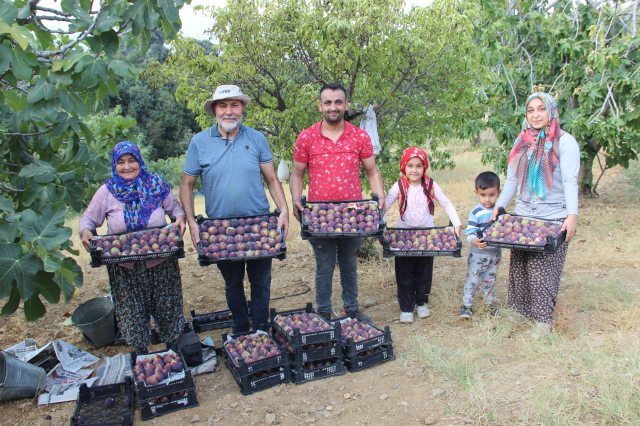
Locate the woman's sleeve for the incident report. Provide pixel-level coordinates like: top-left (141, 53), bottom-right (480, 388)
top-left (383, 182), bottom-right (399, 223)
top-left (79, 185), bottom-right (108, 232)
top-left (433, 181), bottom-right (462, 227)
top-left (497, 166), bottom-right (519, 208)
top-left (560, 134), bottom-right (580, 216)
top-left (163, 191), bottom-right (186, 219)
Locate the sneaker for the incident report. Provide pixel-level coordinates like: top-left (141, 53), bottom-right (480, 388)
top-left (531, 322), bottom-right (552, 338)
top-left (459, 306), bottom-right (473, 319)
top-left (318, 311), bottom-right (332, 322)
top-left (487, 305), bottom-right (502, 318)
top-left (416, 305), bottom-right (431, 319)
top-left (399, 312), bottom-right (414, 323)
top-left (346, 308), bottom-right (372, 325)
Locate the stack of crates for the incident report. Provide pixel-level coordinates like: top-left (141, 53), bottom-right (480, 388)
top-left (270, 303), bottom-right (345, 384)
top-left (70, 378), bottom-right (135, 425)
top-left (221, 330), bottom-right (291, 395)
top-left (332, 313), bottom-right (394, 372)
top-left (129, 346), bottom-right (199, 421)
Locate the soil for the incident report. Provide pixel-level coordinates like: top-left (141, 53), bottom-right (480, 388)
top-left (1, 159), bottom-right (638, 426)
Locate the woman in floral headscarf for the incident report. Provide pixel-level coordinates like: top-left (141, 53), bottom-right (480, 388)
top-left (491, 93), bottom-right (580, 337)
top-left (79, 142), bottom-right (187, 351)
top-left (384, 147), bottom-right (462, 323)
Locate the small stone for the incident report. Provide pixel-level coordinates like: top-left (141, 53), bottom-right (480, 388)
top-left (432, 388), bottom-right (445, 396)
top-left (208, 415), bottom-right (216, 422)
top-left (316, 405), bottom-right (325, 411)
top-left (265, 413), bottom-right (276, 424)
top-left (380, 394), bottom-right (389, 400)
top-left (343, 393), bottom-right (351, 399)
top-left (339, 386), bottom-right (345, 391)
top-left (197, 296), bottom-right (204, 302)
top-left (192, 415), bottom-right (200, 422)
top-left (230, 402), bottom-right (239, 408)
top-left (392, 383), bottom-right (400, 389)
top-left (326, 406), bottom-right (333, 411)
top-left (570, 369), bottom-right (580, 377)
top-left (400, 401), bottom-right (409, 406)
top-left (362, 298), bottom-right (376, 308)
top-left (424, 416), bottom-right (436, 425)
top-left (305, 418), bottom-right (316, 424)
top-left (244, 407), bottom-right (253, 413)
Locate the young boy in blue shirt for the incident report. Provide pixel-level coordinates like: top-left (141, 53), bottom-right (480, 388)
top-left (460, 172), bottom-right (502, 318)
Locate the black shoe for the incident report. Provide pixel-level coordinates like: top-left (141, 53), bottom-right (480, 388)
top-left (318, 311), bottom-right (332, 322)
top-left (346, 308), bottom-right (372, 325)
top-left (459, 306), bottom-right (473, 319)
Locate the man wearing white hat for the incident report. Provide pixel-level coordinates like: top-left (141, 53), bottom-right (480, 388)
top-left (180, 85), bottom-right (289, 334)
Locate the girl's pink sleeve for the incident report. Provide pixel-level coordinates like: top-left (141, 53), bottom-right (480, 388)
top-left (383, 182), bottom-right (399, 223)
top-left (79, 185), bottom-right (109, 233)
top-left (163, 191), bottom-right (186, 219)
top-left (432, 181), bottom-right (462, 227)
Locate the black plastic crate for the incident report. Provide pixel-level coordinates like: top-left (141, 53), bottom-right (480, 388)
top-left (382, 225), bottom-right (463, 258)
top-left (300, 195), bottom-right (386, 239)
top-left (90, 224), bottom-right (185, 268)
top-left (196, 210), bottom-right (287, 266)
top-left (70, 377), bottom-right (134, 426)
top-left (271, 329), bottom-right (343, 363)
top-left (270, 303), bottom-right (341, 347)
top-left (129, 347), bottom-right (194, 401)
top-left (344, 344), bottom-right (395, 372)
top-left (221, 330), bottom-right (289, 377)
top-left (332, 314), bottom-right (393, 357)
top-left (478, 211), bottom-right (566, 254)
top-left (226, 358), bottom-right (292, 396)
top-left (190, 300), bottom-right (253, 333)
top-left (291, 358), bottom-right (345, 384)
top-left (138, 390), bottom-right (199, 421)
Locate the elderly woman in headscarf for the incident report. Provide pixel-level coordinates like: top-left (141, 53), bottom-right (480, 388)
top-left (79, 141), bottom-right (187, 351)
top-left (491, 93), bottom-right (580, 337)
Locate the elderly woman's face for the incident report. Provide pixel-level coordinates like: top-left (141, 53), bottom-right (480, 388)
top-left (526, 98), bottom-right (550, 130)
top-left (115, 153), bottom-right (140, 180)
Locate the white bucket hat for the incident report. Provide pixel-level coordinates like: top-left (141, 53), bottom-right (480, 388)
top-left (203, 85), bottom-right (251, 116)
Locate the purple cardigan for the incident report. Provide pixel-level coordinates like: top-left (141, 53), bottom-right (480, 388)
top-left (79, 185), bottom-right (186, 269)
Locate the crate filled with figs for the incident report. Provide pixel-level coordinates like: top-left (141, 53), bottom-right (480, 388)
top-left (190, 302), bottom-right (252, 332)
top-left (221, 330), bottom-right (291, 395)
top-left (196, 210), bottom-right (286, 265)
top-left (299, 195), bottom-right (385, 239)
top-left (332, 314), bottom-right (395, 372)
top-left (270, 303), bottom-right (345, 384)
top-left (479, 213), bottom-right (566, 254)
top-left (90, 224), bottom-right (184, 267)
top-left (382, 225), bottom-right (463, 258)
top-left (129, 346), bottom-right (198, 419)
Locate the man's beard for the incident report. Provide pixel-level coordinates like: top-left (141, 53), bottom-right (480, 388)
top-left (323, 110), bottom-right (344, 123)
top-left (217, 114), bottom-right (242, 132)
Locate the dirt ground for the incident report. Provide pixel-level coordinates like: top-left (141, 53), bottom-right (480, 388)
top-left (1, 151), bottom-right (639, 426)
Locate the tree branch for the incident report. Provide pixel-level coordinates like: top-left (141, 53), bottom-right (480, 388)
top-left (0, 183), bottom-right (24, 193)
top-left (34, 0), bottom-right (109, 59)
top-left (35, 6), bottom-right (72, 17)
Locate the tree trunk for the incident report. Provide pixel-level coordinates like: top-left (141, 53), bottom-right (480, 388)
top-left (578, 138), bottom-right (601, 196)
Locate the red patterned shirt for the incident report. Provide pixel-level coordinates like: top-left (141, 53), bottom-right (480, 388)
top-left (294, 120), bottom-right (374, 201)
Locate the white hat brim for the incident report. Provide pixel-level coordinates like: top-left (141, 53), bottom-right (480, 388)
top-left (203, 95), bottom-right (251, 116)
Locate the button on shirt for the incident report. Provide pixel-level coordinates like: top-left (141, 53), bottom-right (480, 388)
top-left (294, 120), bottom-right (374, 201)
top-left (183, 125), bottom-right (273, 219)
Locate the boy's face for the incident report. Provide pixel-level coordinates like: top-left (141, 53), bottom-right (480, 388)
top-left (475, 186), bottom-right (500, 209)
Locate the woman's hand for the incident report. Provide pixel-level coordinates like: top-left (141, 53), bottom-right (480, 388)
top-left (174, 215), bottom-right (186, 238)
top-left (454, 225), bottom-right (462, 239)
top-left (490, 205), bottom-right (501, 221)
top-left (561, 214), bottom-right (578, 242)
top-left (80, 228), bottom-right (95, 252)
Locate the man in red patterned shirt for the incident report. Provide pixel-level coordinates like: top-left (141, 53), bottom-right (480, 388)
top-left (290, 83), bottom-right (386, 324)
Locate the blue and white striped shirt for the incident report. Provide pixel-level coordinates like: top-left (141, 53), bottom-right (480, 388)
top-left (466, 203), bottom-right (501, 255)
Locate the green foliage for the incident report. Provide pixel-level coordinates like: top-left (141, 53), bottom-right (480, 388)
top-left (147, 154), bottom-right (202, 192)
top-left (357, 237), bottom-right (379, 260)
top-left (469, 0), bottom-right (640, 196)
top-left (148, 0), bottom-right (482, 189)
top-left (0, 0), bottom-right (185, 321)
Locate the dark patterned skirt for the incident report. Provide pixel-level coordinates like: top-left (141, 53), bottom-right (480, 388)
top-left (507, 242), bottom-right (569, 324)
top-left (106, 259), bottom-right (184, 351)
